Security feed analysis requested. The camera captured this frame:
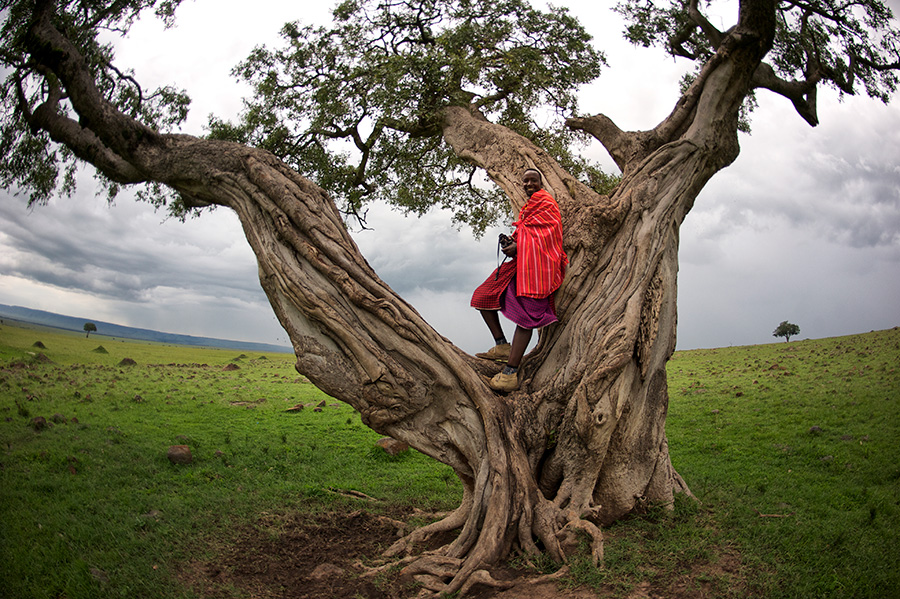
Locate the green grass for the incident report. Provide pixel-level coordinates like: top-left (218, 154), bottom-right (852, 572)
top-left (0, 323), bottom-right (460, 598)
top-left (2, 321), bottom-right (898, 598)
top-left (662, 328), bottom-right (900, 598)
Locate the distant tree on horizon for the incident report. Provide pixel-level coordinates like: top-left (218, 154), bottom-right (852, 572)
top-left (773, 321), bottom-right (800, 342)
top-left (83, 322), bottom-right (97, 338)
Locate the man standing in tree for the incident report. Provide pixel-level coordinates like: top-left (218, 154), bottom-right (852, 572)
top-left (471, 169), bottom-right (568, 391)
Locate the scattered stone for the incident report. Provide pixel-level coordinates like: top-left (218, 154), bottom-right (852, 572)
top-left (840, 434), bottom-right (854, 441)
top-left (167, 445), bottom-right (193, 465)
top-left (118, 358), bottom-right (137, 366)
top-left (376, 437), bottom-right (409, 456)
top-left (317, 400), bottom-right (327, 407)
top-left (89, 567), bottom-right (109, 584)
top-left (711, 409), bottom-right (720, 414)
top-left (313, 407), bottom-right (323, 413)
top-left (808, 425), bottom-right (823, 434)
top-left (308, 563), bottom-right (344, 581)
top-left (820, 455), bottom-right (834, 462)
top-left (133, 394), bottom-right (144, 403)
top-left (30, 416), bottom-right (48, 431)
top-left (285, 404), bottom-right (305, 412)
top-left (50, 413), bottom-right (67, 424)
top-left (223, 363), bottom-right (240, 371)
top-left (70, 417), bottom-right (79, 424)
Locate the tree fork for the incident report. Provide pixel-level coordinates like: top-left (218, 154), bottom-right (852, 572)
top-left (13, 0), bottom-right (802, 596)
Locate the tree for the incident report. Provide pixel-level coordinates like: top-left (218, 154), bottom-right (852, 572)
top-left (83, 322), bottom-right (97, 338)
top-left (2, 0), bottom-right (897, 595)
top-left (773, 321), bottom-right (800, 342)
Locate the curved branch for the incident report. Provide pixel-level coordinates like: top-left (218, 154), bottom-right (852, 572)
top-left (440, 104), bottom-right (599, 216)
top-left (751, 61), bottom-right (821, 125)
top-left (17, 71), bottom-right (146, 182)
top-left (669, 0), bottom-right (725, 58)
top-left (568, 44), bottom-right (721, 173)
top-left (689, 0), bottom-right (725, 49)
top-left (27, 0), bottom-right (162, 159)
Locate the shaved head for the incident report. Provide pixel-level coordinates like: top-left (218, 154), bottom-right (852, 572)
top-left (523, 168), bottom-right (543, 182)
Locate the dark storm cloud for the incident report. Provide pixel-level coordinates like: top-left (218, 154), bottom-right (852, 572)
top-left (0, 184), bottom-right (266, 304)
top-left (352, 202), bottom-right (500, 297)
top-left (683, 95), bottom-right (900, 260)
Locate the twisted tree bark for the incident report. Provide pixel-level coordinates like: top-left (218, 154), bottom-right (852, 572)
top-left (16, 0), bottom-right (782, 595)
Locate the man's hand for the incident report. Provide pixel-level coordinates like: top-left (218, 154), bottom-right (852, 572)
top-left (502, 241), bottom-right (517, 257)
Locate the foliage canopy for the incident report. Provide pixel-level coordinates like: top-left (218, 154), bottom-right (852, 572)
top-left (208, 0), bottom-right (607, 230)
top-left (616, 0), bottom-right (899, 126)
top-left (2, 0), bottom-right (898, 229)
top-left (0, 0), bottom-right (191, 208)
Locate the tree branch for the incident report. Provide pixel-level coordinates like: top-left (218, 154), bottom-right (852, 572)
top-left (669, 0), bottom-right (726, 58)
top-left (566, 113), bottom-right (633, 173)
top-left (751, 61), bottom-right (821, 125)
top-left (568, 45), bottom-right (719, 173)
top-left (16, 70), bottom-right (146, 182)
top-left (27, 0), bottom-right (162, 160)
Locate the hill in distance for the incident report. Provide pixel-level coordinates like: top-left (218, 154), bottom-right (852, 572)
top-left (0, 303), bottom-right (291, 354)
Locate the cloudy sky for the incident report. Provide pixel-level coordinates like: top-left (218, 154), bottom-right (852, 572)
top-left (1, 0), bottom-right (898, 353)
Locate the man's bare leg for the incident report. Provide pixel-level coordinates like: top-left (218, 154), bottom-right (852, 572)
top-left (480, 310), bottom-right (506, 344)
top-left (507, 325), bottom-right (533, 369)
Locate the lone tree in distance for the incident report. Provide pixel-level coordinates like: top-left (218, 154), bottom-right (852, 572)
top-left (83, 322), bottom-right (97, 338)
top-left (773, 321), bottom-right (801, 342)
top-left (2, 0), bottom-right (898, 594)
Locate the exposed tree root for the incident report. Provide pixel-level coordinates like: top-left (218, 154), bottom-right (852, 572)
top-left (458, 569), bottom-right (515, 596)
top-left (557, 517), bottom-right (604, 565)
top-left (382, 488), bottom-right (473, 558)
top-left (364, 487), bottom-right (606, 597)
top-left (325, 487), bottom-right (380, 501)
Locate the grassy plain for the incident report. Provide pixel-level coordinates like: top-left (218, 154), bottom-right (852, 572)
top-left (0, 322), bottom-right (459, 598)
top-left (1, 321), bottom-right (898, 598)
top-left (662, 328), bottom-right (900, 598)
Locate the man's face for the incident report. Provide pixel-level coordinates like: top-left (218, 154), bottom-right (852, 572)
top-left (523, 171), bottom-right (542, 196)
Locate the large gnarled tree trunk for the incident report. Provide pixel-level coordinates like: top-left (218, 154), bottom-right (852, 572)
top-left (21, 0), bottom-right (776, 595)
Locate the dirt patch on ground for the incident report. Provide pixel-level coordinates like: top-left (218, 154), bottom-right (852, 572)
top-left (178, 510), bottom-right (750, 599)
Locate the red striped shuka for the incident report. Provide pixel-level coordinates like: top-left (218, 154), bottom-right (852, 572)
top-left (471, 189), bottom-right (568, 315)
top-left (513, 189), bottom-right (567, 299)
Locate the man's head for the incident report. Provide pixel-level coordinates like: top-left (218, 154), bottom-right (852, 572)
top-left (523, 168), bottom-right (543, 197)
